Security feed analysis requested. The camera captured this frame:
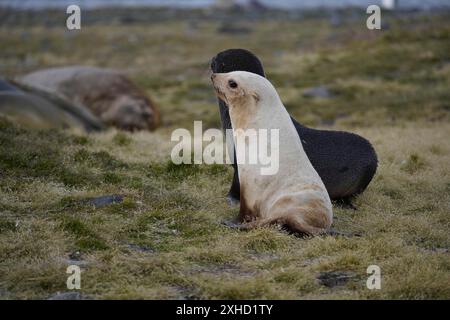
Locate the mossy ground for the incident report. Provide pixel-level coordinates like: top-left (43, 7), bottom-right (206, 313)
top-left (0, 8), bottom-right (449, 299)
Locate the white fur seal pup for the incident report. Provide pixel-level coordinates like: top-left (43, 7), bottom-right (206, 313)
top-left (211, 71), bottom-right (333, 235)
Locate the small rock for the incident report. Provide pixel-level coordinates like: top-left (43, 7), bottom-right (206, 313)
top-left (419, 247), bottom-right (449, 254)
top-left (84, 195), bottom-right (123, 208)
top-left (47, 292), bottom-right (92, 300)
top-left (174, 286), bottom-right (201, 300)
top-left (222, 220), bottom-right (241, 229)
top-left (326, 229), bottom-right (362, 238)
top-left (60, 258), bottom-right (89, 267)
top-left (127, 244), bottom-right (154, 254)
top-left (59, 251), bottom-right (89, 267)
top-left (317, 271), bottom-right (357, 288)
top-left (69, 251), bottom-right (82, 261)
top-left (303, 86), bottom-right (333, 99)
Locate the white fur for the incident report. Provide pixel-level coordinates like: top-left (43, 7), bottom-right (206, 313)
top-left (212, 71), bottom-right (333, 234)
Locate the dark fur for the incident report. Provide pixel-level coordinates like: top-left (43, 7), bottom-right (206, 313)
top-left (211, 49), bottom-right (378, 202)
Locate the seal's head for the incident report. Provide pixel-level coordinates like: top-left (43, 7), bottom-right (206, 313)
top-left (211, 71), bottom-right (277, 110)
top-left (211, 49), bottom-right (265, 77)
top-left (101, 95), bottom-right (159, 131)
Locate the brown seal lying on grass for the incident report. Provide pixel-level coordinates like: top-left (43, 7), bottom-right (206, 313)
top-left (211, 71), bottom-right (333, 235)
top-left (19, 66), bottom-right (160, 131)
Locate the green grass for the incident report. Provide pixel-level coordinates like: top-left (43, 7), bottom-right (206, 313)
top-left (0, 8), bottom-right (449, 299)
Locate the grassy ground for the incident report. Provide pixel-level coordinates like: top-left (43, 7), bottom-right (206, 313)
top-left (0, 8), bottom-right (449, 299)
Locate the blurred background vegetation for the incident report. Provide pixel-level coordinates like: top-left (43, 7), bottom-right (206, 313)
top-left (1, 1), bottom-right (449, 130)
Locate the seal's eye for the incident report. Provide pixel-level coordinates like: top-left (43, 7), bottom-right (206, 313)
top-left (228, 80), bottom-right (238, 89)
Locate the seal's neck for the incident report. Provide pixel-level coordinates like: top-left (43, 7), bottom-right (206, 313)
top-left (228, 100), bottom-right (258, 130)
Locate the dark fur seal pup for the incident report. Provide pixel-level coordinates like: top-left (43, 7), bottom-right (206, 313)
top-left (211, 71), bottom-right (332, 235)
top-left (19, 66), bottom-right (160, 131)
top-left (210, 49), bottom-right (378, 204)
